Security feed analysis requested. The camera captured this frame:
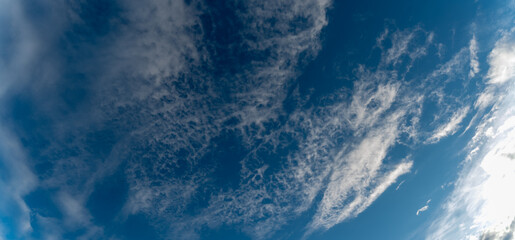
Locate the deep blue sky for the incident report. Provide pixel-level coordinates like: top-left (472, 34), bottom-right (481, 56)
top-left (1, 0), bottom-right (514, 240)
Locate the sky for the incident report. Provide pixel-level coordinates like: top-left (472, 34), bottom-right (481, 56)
top-left (0, 0), bottom-right (514, 240)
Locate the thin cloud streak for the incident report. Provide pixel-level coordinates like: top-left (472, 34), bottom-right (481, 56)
top-left (427, 106), bottom-right (470, 143)
top-left (416, 199), bottom-right (431, 216)
top-left (469, 35), bottom-right (480, 78)
top-left (395, 180), bottom-right (406, 191)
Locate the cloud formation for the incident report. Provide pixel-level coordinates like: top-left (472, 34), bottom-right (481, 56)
top-left (469, 35), bottom-right (480, 78)
top-left (0, 8), bottom-right (445, 238)
top-left (0, 127), bottom-right (37, 239)
top-left (1, 0), bottom-right (335, 238)
top-left (416, 199), bottom-right (431, 216)
top-left (427, 106), bottom-right (469, 143)
top-left (427, 27), bottom-right (515, 240)
top-left (0, 1), bottom-right (506, 240)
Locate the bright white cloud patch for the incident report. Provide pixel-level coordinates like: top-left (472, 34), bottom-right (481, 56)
top-left (416, 206), bottom-right (428, 216)
top-left (487, 33), bottom-right (515, 84)
top-left (427, 28), bottom-right (515, 240)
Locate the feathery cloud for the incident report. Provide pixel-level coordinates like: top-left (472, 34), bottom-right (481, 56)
top-left (427, 106), bottom-right (469, 143)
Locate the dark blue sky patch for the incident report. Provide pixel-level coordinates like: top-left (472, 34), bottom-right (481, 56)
top-left (199, 224), bottom-right (252, 240)
top-left (86, 170), bottom-right (128, 226)
top-left (0, 14), bottom-right (15, 63)
top-left (119, 213), bottom-right (158, 240)
top-left (84, 128), bottom-right (118, 159)
top-left (19, 0), bottom-right (54, 26)
top-left (3, 95), bottom-right (52, 162)
top-left (56, 73), bottom-right (92, 115)
top-left (70, 0), bottom-right (125, 38)
top-left (203, 130), bottom-right (246, 191)
top-left (24, 188), bottom-right (62, 219)
top-left (200, 1), bottom-right (252, 79)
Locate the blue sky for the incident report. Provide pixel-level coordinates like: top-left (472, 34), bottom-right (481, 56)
top-left (0, 0), bottom-right (514, 240)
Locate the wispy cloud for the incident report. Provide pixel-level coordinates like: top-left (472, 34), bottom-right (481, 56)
top-left (395, 180), bottom-right (406, 191)
top-left (2, 1), bottom-right (506, 239)
top-left (416, 199), bottom-right (431, 216)
top-left (187, 26), bottom-right (430, 239)
top-left (17, 0), bottom-right (333, 239)
top-left (57, 192), bottom-right (104, 239)
top-left (469, 35), bottom-right (480, 78)
top-left (427, 27), bottom-right (515, 240)
top-left (426, 106), bottom-right (469, 143)
top-left (377, 26), bottom-right (434, 73)
top-left (308, 118), bottom-right (412, 231)
top-left (0, 127), bottom-right (37, 238)
top-left (302, 27), bottom-right (435, 236)
top-left (416, 206), bottom-right (428, 216)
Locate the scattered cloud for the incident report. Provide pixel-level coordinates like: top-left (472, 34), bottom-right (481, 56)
top-left (1, 0), bottom-right (335, 239)
top-left (416, 206), bottom-right (428, 216)
top-left (2, 1), bottom-right (509, 239)
top-left (377, 27), bottom-right (434, 73)
top-left (416, 199), bottom-right (431, 216)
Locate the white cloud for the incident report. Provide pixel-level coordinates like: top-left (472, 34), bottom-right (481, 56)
top-left (57, 192), bottom-right (104, 239)
top-left (308, 116), bottom-right (411, 231)
top-left (395, 180), bottom-right (406, 191)
top-left (487, 30), bottom-right (515, 84)
top-left (416, 199), bottom-right (431, 216)
top-left (0, 1), bottom-right (333, 238)
top-left (58, 192), bottom-right (91, 227)
top-left (110, 0), bottom-right (335, 238)
top-left (189, 27), bottom-right (431, 239)
top-left (300, 27), bottom-right (436, 235)
top-left (469, 35), bottom-right (480, 78)
top-left (478, 219), bottom-right (515, 240)
top-left (474, 88), bottom-right (495, 110)
top-left (378, 27), bottom-right (434, 71)
top-left (2, 1), bottom-right (498, 239)
top-left (427, 28), bottom-right (515, 240)
top-left (416, 206), bottom-right (428, 216)
top-left (428, 47), bottom-right (469, 79)
top-left (427, 106), bottom-right (470, 143)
